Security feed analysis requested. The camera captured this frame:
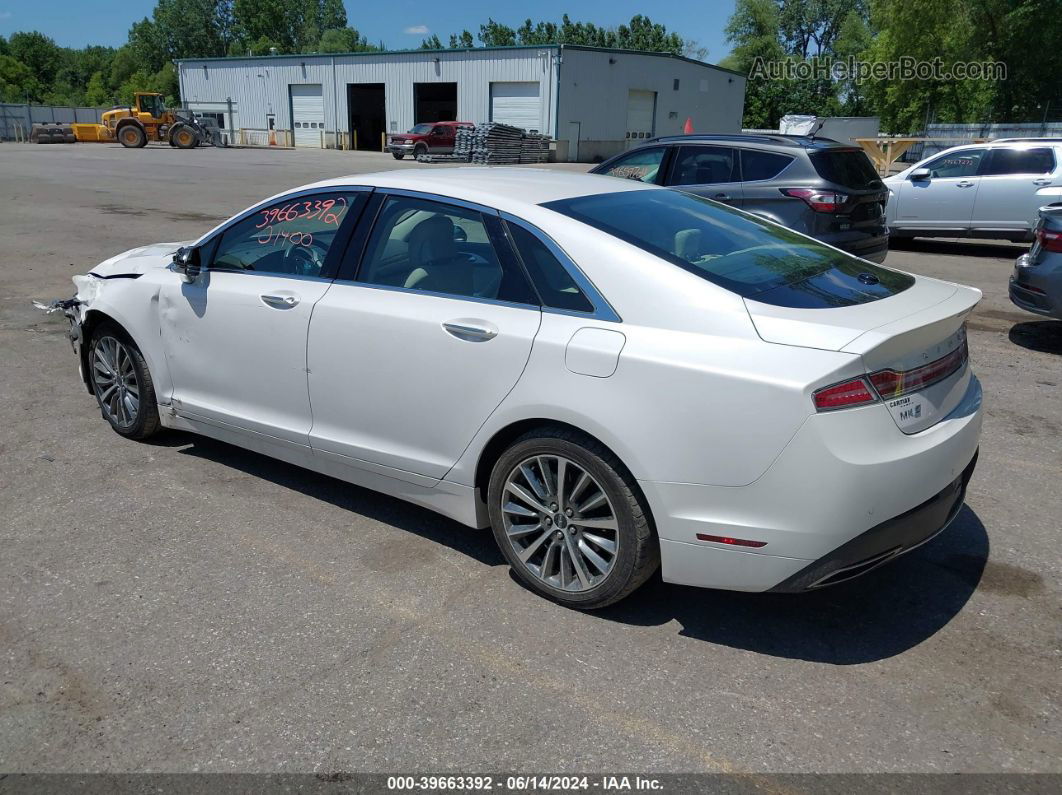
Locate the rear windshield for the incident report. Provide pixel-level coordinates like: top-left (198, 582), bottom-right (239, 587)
top-left (543, 189), bottom-right (912, 307)
top-left (810, 149), bottom-right (882, 190)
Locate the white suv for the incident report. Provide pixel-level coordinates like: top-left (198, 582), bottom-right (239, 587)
top-left (884, 139), bottom-right (1062, 242)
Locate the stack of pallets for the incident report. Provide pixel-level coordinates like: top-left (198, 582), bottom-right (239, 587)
top-left (470, 123), bottom-right (526, 164)
top-left (414, 124), bottom-right (553, 164)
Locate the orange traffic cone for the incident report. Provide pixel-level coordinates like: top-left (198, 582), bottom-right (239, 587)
top-left (683, 117), bottom-right (695, 134)
top-left (268, 128), bottom-right (277, 146)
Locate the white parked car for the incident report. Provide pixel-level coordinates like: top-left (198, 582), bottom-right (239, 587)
top-left (43, 169), bottom-right (983, 608)
top-left (885, 138), bottom-right (1062, 242)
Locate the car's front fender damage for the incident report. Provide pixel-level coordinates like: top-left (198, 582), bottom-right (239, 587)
top-left (33, 272), bottom-right (142, 390)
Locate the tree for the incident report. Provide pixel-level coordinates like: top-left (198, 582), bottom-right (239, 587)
top-left (317, 27), bottom-right (379, 54)
top-left (449, 31), bottom-right (475, 48)
top-left (7, 31), bottom-right (65, 91)
top-left (420, 34), bottom-right (443, 50)
top-left (478, 19), bottom-right (517, 47)
top-left (0, 54), bottom-right (38, 102)
top-left (84, 71), bottom-right (111, 105)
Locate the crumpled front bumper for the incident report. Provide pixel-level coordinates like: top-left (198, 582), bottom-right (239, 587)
top-left (34, 295), bottom-right (85, 380)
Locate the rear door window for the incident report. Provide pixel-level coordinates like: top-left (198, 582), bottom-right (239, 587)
top-left (596, 146), bottom-right (667, 184)
top-left (667, 146), bottom-right (738, 186)
top-left (740, 149), bottom-right (794, 181)
top-left (356, 195), bottom-right (536, 304)
top-left (810, 149), bottom-right (882, 188)
top-left (981, 147), bottom-right (1055, 176)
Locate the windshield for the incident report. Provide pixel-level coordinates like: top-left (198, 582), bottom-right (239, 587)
top-left (543, 189), bottom-right (912, 307)
top-left (409, 124), bottom-right (433, 134)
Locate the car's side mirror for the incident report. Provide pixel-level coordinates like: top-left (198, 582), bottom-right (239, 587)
top-left (910, 167), bottom-right (932, 181)
top-left (173, 246), bottom-right (201, 283)
top-left (453, 226), bottom-right (468, 242)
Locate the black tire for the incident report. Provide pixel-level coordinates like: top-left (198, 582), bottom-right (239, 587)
top-left (170, 124), bottom-right (198, 149)
top-left (88, 323), bottom-right (161, 440)
top-left (392, 152), bottom-right (405, 160)
top-left (413, 143), bottom-right (427, 159)
top-left (118, 124), bottom-right (146, 149)
top-left (487, 427), bottom-right (659, 609)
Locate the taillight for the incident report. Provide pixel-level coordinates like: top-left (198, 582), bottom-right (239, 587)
top-left (868, 338), bottom-right (969, 400)
top-left (1036, 226), bottom-right (1062, 253)
top-left (780, 188), bottom-right (849, 213)
top-left (813, 377), bottom-right (878, 411)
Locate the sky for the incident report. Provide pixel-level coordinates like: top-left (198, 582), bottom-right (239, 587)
top-left (0, 0), bottom-right (737, 62)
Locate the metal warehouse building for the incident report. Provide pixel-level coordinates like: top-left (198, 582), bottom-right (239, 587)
top-left (177, 45), bottom-right (746, 161)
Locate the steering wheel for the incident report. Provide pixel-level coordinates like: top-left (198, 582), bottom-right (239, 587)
top-left (283, 243), bottom-right (323, 276)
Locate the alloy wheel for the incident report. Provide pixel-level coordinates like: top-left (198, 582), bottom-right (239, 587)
top-left (501, 454), bottom-right (619, 592)
top-left (91, 336), bottom-right (140, 429)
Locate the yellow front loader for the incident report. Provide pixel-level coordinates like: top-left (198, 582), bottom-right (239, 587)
top-left (67, 93), bottom-right (211, 149)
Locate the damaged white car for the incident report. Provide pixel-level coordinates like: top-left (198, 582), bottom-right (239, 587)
top-left (39, 169), bottom-right (982, 608)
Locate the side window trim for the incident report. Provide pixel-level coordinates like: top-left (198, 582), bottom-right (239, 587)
top-left (339, 190), bottom-right (539, 310)
top-left (499, 212), bottom-right (622, 322)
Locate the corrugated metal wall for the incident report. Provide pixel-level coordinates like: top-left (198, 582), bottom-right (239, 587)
top-left (0, 104), bottom-right (110, 139)
top-left (179, 48), bottom-right (559, 144)
top-left (556, 49), bottom-right (746, 161)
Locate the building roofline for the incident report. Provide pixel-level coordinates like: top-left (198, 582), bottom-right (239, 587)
top-left (175, 42), bottom-right (745, 77)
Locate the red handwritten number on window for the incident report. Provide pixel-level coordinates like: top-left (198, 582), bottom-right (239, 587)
top-left (255, 196), bottom-right (347, 230)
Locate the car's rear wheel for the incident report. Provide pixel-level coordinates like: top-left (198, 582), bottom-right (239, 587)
top-left (487, 428), bottom-right (658, 609)
top-left (88, 323), bottom-right (161, 440)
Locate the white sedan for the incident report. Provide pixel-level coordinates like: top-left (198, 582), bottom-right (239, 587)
top-left (44, 169), bottom-right (983, 608)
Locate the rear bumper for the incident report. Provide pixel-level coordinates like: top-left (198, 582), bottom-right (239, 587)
top-left (1009, 253), bottom-right (1062, 319)
top-left (768, 450), bottom-right (976, 591)
top-left (823, 232), bottom-right (889, 263)
top-left (644, 374), bottom-right (982, 592)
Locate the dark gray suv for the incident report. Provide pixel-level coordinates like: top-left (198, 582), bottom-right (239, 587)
top-left (590, 134), bottom-right (889, 263)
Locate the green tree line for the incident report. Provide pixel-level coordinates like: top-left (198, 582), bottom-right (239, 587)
top-left (0, 0), bottom-right (380, 106)
top-left (418, 13), bottom-right (705, 59)
top-left (720, 0), bottom-right (1061, 132)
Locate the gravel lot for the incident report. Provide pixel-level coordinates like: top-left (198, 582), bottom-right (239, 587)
top-left (0, 143), bottom-right (1059, 776)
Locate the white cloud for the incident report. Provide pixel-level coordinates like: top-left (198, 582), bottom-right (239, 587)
top-left (403, 25), bottom-right (430, 35)
top-left (0, 11), bottom-right (14, 19)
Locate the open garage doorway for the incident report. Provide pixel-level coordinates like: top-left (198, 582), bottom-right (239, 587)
top-left (347, 83), bottom-right (386, 151)
top-left (414, 83), bottom-right (457, 123)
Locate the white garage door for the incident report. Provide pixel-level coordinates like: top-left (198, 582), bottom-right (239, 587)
top-left (626, 90), bottom-right (656, 146)
top-left (290, 84), bottom-right (324, 148)
top-left (490, 82), bottom-right (541, 132)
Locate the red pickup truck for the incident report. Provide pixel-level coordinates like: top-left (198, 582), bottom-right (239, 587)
top-left (388, 121), bottom-right (473, 159)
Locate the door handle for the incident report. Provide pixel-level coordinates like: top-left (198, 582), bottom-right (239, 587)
top-left (260, 294), bottom-right (299, 308)
top-left (955, 181), bottom-right (975, 188)
top-left (1033, 178), bottom-right (1052, 186)
top-left (712, 193), bottom-right (731, 200)
top-left (442, 320), bottom-right (498, 342)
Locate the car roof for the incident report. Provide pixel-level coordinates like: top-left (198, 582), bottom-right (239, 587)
top-left (307, 167), bottom-right (653, 210)
top-left (646, 133), bottom-right (853, 150)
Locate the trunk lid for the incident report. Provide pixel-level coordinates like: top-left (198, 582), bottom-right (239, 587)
top-left (745, 277), bottom-right (981, 433)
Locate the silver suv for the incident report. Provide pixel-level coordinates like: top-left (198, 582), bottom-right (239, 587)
top-left (884, 139), bottom-right (1062, 243)
top-left (590, 134), bottom-right (889, 263)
